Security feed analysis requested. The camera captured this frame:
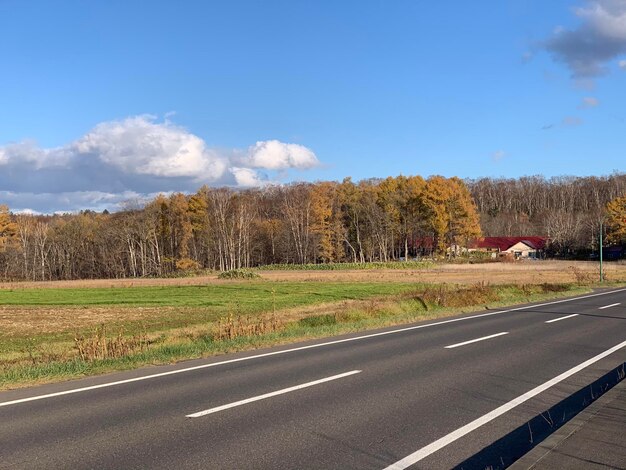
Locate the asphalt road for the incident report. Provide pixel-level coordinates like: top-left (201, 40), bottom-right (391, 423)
top-left (1, 288), bottom-right (625, 469)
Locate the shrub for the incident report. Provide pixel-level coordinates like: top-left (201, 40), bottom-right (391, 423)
top-left (568, 266), bottom-right (593, 284)
top-left (175, 257), bottom-right (201, 272)
top-left (218, 269), bottom-right (261, 280)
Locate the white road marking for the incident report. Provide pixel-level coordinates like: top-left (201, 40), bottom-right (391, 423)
top-left (444, 332), bottom-right (508, 349)
top-left (545, 314), bottom-right (579, 323)
top-left (599, 303), bottom-right (620, 310)
top-left (1, 287), bottom-right (625, 408)
top-left (383, 338), bottom-right (626, 470)
top-left (186, 370), bottom-right (361, 418)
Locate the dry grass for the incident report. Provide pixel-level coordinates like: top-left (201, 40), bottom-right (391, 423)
top-left (1, 260), bottom-right (623, 289)
top-left (214, 313), bottom-right (284, 341)
top-left (0, 305), bottom-right (180, 336)
top-left (74, 325), bottom-right (150, 361)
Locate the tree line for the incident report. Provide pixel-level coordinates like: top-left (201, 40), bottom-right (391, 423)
top-left (467, 173), bottom-right (626, 254)
top-left (0, 175), bottom-right (480, 280)
top-left (0, 173), bottom-right (625, 281)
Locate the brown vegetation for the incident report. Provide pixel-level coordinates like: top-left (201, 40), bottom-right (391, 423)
top-left (74, 325), bottom-right (150, 361)
top-left (214, 313), bottom-right (284, 341)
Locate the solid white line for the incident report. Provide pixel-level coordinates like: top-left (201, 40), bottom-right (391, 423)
top-left (383, 338), bottom-right (626, 470)
top-left (444, 332), bottom-right (508, 349)
top-left (599, 303), bottom-right (620, 310)
top-left (545, 314), bottom-right (579, 324)
top-left (2, 287), bottom-right (625, 408)
top-left (186, 370), bottom-right (361, 418)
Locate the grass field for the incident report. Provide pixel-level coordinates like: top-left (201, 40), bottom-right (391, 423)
top-left (1, 260), bottom-right (625, 390)
top-left (0, 282), bottom-right (419, 307)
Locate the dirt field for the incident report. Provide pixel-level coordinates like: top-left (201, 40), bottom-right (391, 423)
top-left (0, 306), bottom-right (181, 336)
top-left (1, 260), bottom-right (624, 289)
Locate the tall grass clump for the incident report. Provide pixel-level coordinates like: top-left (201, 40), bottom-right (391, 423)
top-left (213, 312), bottom-right (284, 340)
top-left (74, 325), bottom-right (150, 361)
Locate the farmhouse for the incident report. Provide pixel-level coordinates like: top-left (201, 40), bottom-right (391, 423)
top-left (467, 236), bottom-right (548, 259)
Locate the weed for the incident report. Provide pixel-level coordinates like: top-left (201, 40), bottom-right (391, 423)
top-left (74, 324), bottom-right (150, 361)
top-left (218, 269), bottom-right (261, 280)
top-left (414, 283), bottom-right (499, 308)
top-left (569, 266), bottom-right (593, 284)
top-left (214, 313), bottom-right (283, 340)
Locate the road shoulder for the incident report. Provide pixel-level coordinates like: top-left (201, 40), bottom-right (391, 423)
top-left (510, 375), bottom-right (626, 470)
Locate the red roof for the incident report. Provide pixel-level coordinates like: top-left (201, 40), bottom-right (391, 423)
top-left (412, 236), bottom-right (434, 249)
top-left (468, 236), bottom-right (548, 251)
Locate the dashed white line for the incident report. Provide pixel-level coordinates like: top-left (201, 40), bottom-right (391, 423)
top-left (545, 314), bottom-right (579, 323)
top-left (599, 303), bottom-right (620, 310)
top-left (186, 370), bottom-right (361, 418)
top-left (383, 338), bottom-right (626, 470)
top-left (444, 332), bottom-right (508, 349)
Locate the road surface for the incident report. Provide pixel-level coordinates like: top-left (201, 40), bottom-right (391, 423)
top-left (1, 288), bottom-right (625, 469)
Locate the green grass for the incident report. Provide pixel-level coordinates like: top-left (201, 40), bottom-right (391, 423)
top-left (0, 282), bottom-right (421, 365)
top-left (0, 281), bottom-right (604, 389)
top-left (0, 282), bottom-right (418, 307)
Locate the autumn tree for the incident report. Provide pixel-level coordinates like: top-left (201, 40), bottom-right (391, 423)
top-left (187, 188), bottom-right (210, 265)
top-left (423, 176), bottom-right (481, 255)
top-left (395, 175), bottom-right (426, 260)
top-left (311, 182), bottom-right (337, 263)
top-left (282, 183), bottom-right (313, 264)
top-left (338, 178), bottom-right (366, 262)
top-left (606, 195), bottom-right (626, 244)
top-left (0, 205), bottom-right (18, 278)
top-left (0, 205), bottom-right (18, 253)
top-left (2, 173), bottom-right (623, 280)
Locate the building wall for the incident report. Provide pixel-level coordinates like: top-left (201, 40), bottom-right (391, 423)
top-left (503, 241), bottom-right (537, 258)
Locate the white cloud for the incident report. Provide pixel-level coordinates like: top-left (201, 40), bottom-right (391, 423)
top-left (0, 115), bottom-right (319, 213)
top-left (230, 167), bottom-right (268, 188)
top-left (0, 190), bottom-right (151, 214)
top-left (620, 59), bottom-right (626, 68)
top-left (72, 116), bottom-right (227, 178)
top-left (14, 208), bottom-right (41, 215)
top-left (580, 96), bottom-right (600, 108)
top-left (244, 140), bottom-right (319, 170)
top-left (543, 0), bottom-right (626, 77)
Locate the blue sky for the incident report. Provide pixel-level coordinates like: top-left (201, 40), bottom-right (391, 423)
top-left (1, 0), bottom-right (625, 212)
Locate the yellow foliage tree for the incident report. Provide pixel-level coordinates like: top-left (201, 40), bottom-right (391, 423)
top-left (606, 195), bottom-right (626, 244)
top-left (423, 176), bottom-right (481, 254)
top-left (310, 182), bottom-right (336, 262)
top-left (0, 205), bottom-right (18, 252)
